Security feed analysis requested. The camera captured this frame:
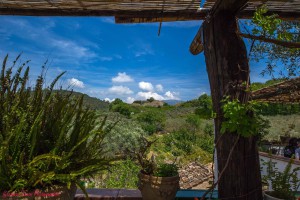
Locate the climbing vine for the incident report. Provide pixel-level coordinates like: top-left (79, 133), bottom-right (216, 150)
top-left (221, 97), bottom-right (270, 138)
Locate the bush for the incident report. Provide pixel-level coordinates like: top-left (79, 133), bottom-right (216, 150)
top-left (99, 160), bottom-right (140, 189)
top-left (136, 110), bottom-right (165, 135)
top-left (163, 129), bottom-right (196, 154)
top-left (110, 99), bottom-right (139, 118)
top-left (104, 116), bottom-right (146, 157)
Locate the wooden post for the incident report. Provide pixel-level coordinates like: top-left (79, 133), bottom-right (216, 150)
top-left (203, 10), bottom-right (263, 200)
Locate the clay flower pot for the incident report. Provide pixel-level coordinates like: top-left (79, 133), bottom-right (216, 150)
top-left (138, 171), bottom-right (179, 200)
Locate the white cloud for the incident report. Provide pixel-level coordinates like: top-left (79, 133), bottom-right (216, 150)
top-left (164, 91), bottom-right (180, 100)
top-left (108, 86), bottom-right (133, 95)
top-left (126, 97), bottom-right (135, 104)
top-left (99, 56), bottom-right (113, 61)
top-left (105, 98), bottom-right (115, 102)
top-left (114, 54), bottom-right (122, 59)
top-left (139, 81), bottom-right (154, 91)
top-left (156, 84), bottom-right (163, 92)
top-left (112, 72), bottom-right (134, 83)
top-left (128, 42), bottom-right (154, 57)
top-left (67, 78), bottom-right (85, 88)
top-left (137, 92), bottom-right (164, 101)
top-left (51, 39), bottom-right (96, 59)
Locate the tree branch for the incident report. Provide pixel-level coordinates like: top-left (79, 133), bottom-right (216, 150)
top-left (239, 33), bottom-right (300, 49)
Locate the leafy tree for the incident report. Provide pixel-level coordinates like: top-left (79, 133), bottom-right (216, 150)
top-left (240, 5), bottom-right (300, 77)
top-left (109, 98), bottom-right (138, 118)
top-left (136, 110), bottom-right (165, 135)
top-left (147, 97), bottom-right (155, 102)
top-left (194, 94), bottom-right (213, 119)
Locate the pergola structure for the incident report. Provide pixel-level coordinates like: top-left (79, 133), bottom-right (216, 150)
top-left (1, 1), bottom-right (299, 199)
top-left (0, 0), bottom-right (299, 21)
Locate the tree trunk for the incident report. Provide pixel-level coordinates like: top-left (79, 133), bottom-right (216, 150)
top-left (203, 11), bottom-right (263, 200)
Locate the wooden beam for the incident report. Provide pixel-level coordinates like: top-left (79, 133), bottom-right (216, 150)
top-left (190, 24), bottom-right (204, 55)
top-left (210, 0), bottom-right (249, 14)
top-left (115, 12), bottom-right (207, 23)
top-left (0, 8), bottom-right (203, 18)
top-left (0, 7), bottom-right (298, 20)
top-left (200, 0), bottom-right (263, 199)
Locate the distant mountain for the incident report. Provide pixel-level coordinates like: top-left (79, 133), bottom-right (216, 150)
top-left (163, 100), bottom-right (184, 105)
top-left (54, 90), bottom-right (109, 111)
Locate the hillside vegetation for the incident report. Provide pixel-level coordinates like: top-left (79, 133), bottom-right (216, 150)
top-left (67, 80), bottom-right (299, 189)
top-left (55, 90), bottom-right (109, 111)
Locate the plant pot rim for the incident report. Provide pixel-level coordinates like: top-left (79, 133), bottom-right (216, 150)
top-left (138, 170), bottom-right (180, 183)
top-left (263, 191), bottom-right (285, 200)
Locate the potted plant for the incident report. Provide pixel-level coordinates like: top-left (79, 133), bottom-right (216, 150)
top-left (131, 137), bottom-right (180, 200)
top-left (0, 55), bottom-right (115, 199)
top-left (262, 158), bottom-right (300, 200)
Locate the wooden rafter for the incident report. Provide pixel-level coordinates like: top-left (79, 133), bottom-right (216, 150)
top-left (0, 0), bottom-right (299, 22)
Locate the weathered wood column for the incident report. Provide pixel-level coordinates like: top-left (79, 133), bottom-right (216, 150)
top-left (200, 1), bottom-right (262, 199)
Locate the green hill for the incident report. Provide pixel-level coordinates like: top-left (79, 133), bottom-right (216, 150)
top-left (54, 90), bottom-right (109, 111)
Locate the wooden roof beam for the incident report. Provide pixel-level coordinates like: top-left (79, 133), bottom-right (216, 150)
top-left (0, 8), bottom-right (202, 17)
top-left (115, 11), bottom-right (208, 23)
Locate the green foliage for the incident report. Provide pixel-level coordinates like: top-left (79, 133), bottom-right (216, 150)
top-left (136, 110), bottom-right (165, 135)
top-left (262, 158), bottom-right (300, 199)
top-left (198, 134), bottom-right (214, 154)
top-left (109, 98), bottom-right (139, 118)
top-left (204, 123), bottom-right (214, 136)
top-left (163, 129), bottom-right (195, 155)
top-left (153, 163), bottom-right (178, 177)
top-left (104, 116), bottom-right (146, 157)
top-left (147, 97), bottom-right (155, 102)
top-left (221, 97), bottom-right (270, 137)
top-left (99, 160), bottom-right (140, 189)
top-left (263, 115), bottom-right (300, 142)
top-left (245, 5), bottom-right (300, 77)
top-left (162, 129), bottom-right (214, 156)
top-left (194, 94), bottom-right (213, 119)
top-left (251, 79), bottom-right (285, 91)
top-left (186, 114), bottom-right (202, 133)
top-left (0, 55), bottom-right (113, 192)
top-left (128, 137), bottom-right (179, 177)
top-left (252, 5), bottom-right (286, 38)
top-left (57, 90), bottom-right (109, 111)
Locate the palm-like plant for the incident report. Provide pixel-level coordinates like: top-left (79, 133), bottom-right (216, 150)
top-left (0, 54), bottom-right (115, 194)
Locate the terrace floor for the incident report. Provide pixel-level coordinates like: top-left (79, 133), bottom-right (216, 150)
top-left (75, 189), bottom-right (219, 200)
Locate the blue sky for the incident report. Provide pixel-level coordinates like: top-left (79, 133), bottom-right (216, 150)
top-left (0, 16), bottom-right (270, 103)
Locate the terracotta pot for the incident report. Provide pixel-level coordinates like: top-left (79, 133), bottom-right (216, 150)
top-left (263, 191), bottom-right (285, 200)
top-left (1, 183), bottom-right (77, 200)
top-left (138, 171), bottom-right (179, 200)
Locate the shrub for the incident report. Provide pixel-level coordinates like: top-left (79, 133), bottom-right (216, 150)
top-left (0, 55), bottom-right (113, 193)
top-left (136, 110), bottom-right (165, 135)
top-left (104, 116), bottom-right (146, 157)
top-left (99, 160), bottom-right (140, 189)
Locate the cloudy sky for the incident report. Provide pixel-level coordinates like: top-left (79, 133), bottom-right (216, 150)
top-left (0, 16), bottom-right (269, 103)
